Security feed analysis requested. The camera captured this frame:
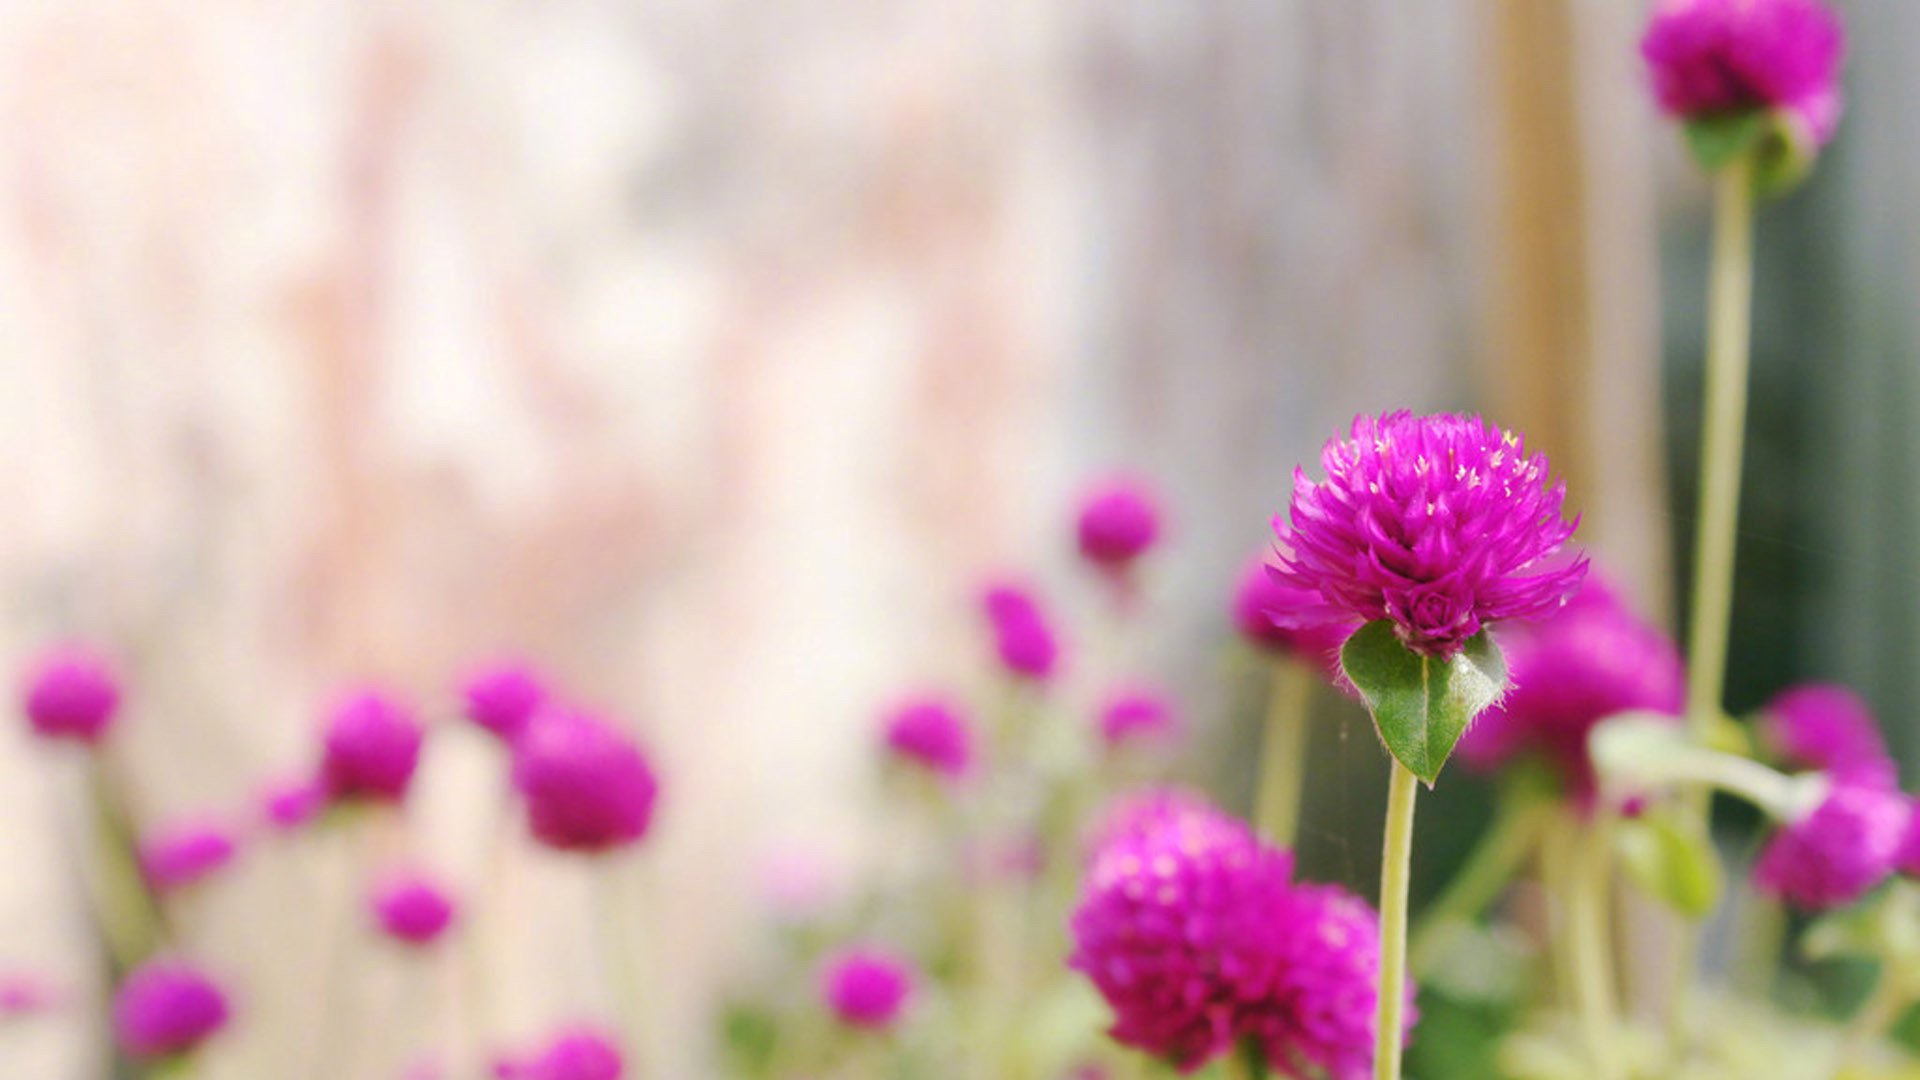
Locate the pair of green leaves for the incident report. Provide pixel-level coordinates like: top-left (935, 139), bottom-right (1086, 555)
top-left (1340, 620), bottom-right (1508, 787)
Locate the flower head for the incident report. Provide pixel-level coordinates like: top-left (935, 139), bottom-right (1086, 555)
top-left (821, 947), bottom-right (915, 1030)
top-left (113, 960), bottom-right (231, 1061)
top-left (1457, 578), bottom-right (1684, 804)
top-left (512, 708), bottom-right (659, 854)
top-left (20, 647), bottom-right (121, 745)
top-left (139, 818), bottom-right (240, 894)
top-left (981, 581), bottom-right (1062, 681)
top-left (1248, 885), bottom-right (1399, 1080)
top-left (1641, 0), bottom-right (1846, 147)
top-left (882, 695), bottom-right (974, 782)
top-left (258, 775), bottom-right (325, 833)
top-left (1095, 684), bottom-right (1181, 751)
top-left (524, 1026), bottom-right (624, 1080)
top-left (319, 688), bottom-right (424, 805)
top-left (1231, 556), bottom-right (1357, 675)
top-left (1759, 683), bottom-right (1896, 789)
top-left (1754, 784), bottom-right (1907, 911)
top-left (370, 869), bottom-right (459, 947)
top-left (461, 660), bottom-right (549, 743)
top-left (1076, 478), bottom-right (1163, 569)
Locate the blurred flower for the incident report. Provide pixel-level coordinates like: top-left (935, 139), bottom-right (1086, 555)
top-left (258, 775), bottom-right (325, 833)
top-left (320, 688), bottom-right (425, 806)
top-left (1754, 784), bottom-right (1907, 911)
top-left (1641, 0), bottom-right (1846, 147)
top-left (400, 1057), bottom-right (444, 1080)
top-left (370, 869), bottom-right (458, 947)
top-left (1095, 684), bottom-right (1181, 751)
top-left (139, 817), bottom-right (240, 894)
top-left (1076, 477), bottom-right (1163, 569)
top-left (881, 695), bottom-right (974, 782)
top-left (113, 959), bottom-right (230, 1062)
top-left (981, 581), bottom-right (1062, 681)
top-left (0, 972), bottom-right (61, 1018)
top-left (1758, 683), bottom-right (1897, 789)
top-left (20, 646), bottom-right (120, 745)
top-left (512, 708), bottom-right (659, 854)
top-left (1230, 555), bottom-right (1356, 675)
top-left (820, 947), bottom-right (914, 1030)
top-left (523, 1026), bottom-right (624, 1080)
top-left (1456, 578), bottom-right (1684, 804)
top-left (1248, 885), bottom-right (1398, 1080)
top-left (1273, 412), bottom-right (1585, 660)
top-left (461, 660), bottom-right (550, 743)
top-left (1896, 799), bottom-right (1920, 880)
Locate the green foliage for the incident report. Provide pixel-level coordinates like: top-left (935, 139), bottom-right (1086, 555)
top-left (1341, 622), bottom-right (1508, 786)
top-left (1613, 812), bottom-right (1723, 919)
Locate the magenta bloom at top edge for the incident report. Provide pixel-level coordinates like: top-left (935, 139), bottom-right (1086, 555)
top-left (20, 646), bottom-right (121, 745)
top-left (460, 660), bottom-right (549, 742)
top-left (319, 687), bottom-right (424, 806)
top-left (524, 1026), bottom-right (625, 1080)
top-left (1641, 0), bottom-right (1846, 147)
top-left (1759, 683), bottom-right (1897, 789)
top-left (1273, 411), bottom-right (1587, 660)
top-left (1075, 477), bottom-right (1163, 569)
top-left (820, 947), bottom-right (915, 1030)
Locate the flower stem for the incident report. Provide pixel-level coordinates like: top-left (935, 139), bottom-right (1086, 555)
top-left (1566, 815), bottom-right (1624, 1080)
top-left (1838, 969), bottom-right (1911, 1076)
top-left (595, 859), bottom-right (651, 1075)
top-left (1373, 761), bottom-right (1418, 1080)
top-left (1254, 659), bottom-right (1314, 850)
top-left (1408, 797), bottom-right (1544, 976)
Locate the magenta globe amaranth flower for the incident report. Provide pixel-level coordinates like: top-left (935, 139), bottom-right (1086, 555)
top-left (258, 775), bottom-right (325, 832)
top-left (881, 695), bottom-right (974, 782)
top-left (821, 947), bottom-right (915, 1030)
top-left (1231, 556), bottom-right (1356, 676)
top-left (1249, 885), bottom-right (1399, 1080)
top-left (526, 1026), bottom-right (624, 1080)
top-left (1457, 578), bottom-right (1684, 804)
top-left (1642, 0), bottom-right (1846, 148)
top-left (320, 688), bottom-right (424, 805)
top-left (512, 708), bottom-right (659, 853)
top-left (981, 581), bottom-right (1062, 681)
top-left (1095, 684), bottom-right (1181, 751)
top-left (20, 646), bottom-right (120, 745)
top-left (1274, 412), bottom-right (1586, 660)
top-left (461, 660), bottom-right (549, 742)
top-left (139, 817), bottom-right (240, 894)
top-left (1076, 477), bottom-right (1163, 569)
top-left (113, 959), bottom-right (231, 1061)
top-left (1754, 784), bottom-right (1907, 911)
top-left (370, 870), bottom-right (459, 947)
top-left (1758, 683), bottom-right (1896, 789)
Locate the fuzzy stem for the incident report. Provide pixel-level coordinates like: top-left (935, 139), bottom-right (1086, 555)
top-left (1408, 798), bottom-right (1544, 976)
top-left (1373, 762), bottom-right (1418, 1080)
top-left (1253, 660), bottom-right (1314, 850)
top-left (1567, 815), bottom-right (1624, 1080)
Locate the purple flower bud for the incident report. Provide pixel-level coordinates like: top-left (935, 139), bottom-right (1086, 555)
top-left (1095, 684), bottom-right (1181, 751)
top-left (1754, 784), bottom-right (1907, 911)
top-left (139, 817), bottom-right (240, 894)
top-left (320, 688), bottom-right (424, 806)
top-left (820, 947), bottom-right (914, 1030)
top-left (20, 647), bottom-right (120, 745)
top-left (524, 1027), bottom-right (624, 1080)
top-left (113, 959), bottom-right (231, 1061)
top-left (512, 708), bottom-right (659, 854)
top-left (1230, 556), bottom-right (1357, 674)
top-left (980, 581), bottom-right (1062, 682)
top-left (882, 695), bottom-right (974, 782)
top-left (1759, 684), bottom-right (1897, 790)
top-left (258, 775), bottom-right (325, 833)
top-left (1642, 0), bottom-right (1846, 147)
top-left (1274, 412), bottom-right (1587, 660)
top-left (1075, 478), bottom-right (1163, 569)
top-left (370, 869), bottom-right (458, 947)
top-left (460, 660), bottom-right (549, 743)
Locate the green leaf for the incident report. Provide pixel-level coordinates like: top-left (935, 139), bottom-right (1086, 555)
top-left (1613, 814), bottom-right (1722, 919)
top-left (1340, 621), bottom-right (1508, 786)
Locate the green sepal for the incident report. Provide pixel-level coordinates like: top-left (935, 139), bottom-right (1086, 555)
top-left (1340, 621), bottom-right (1508, 787)
top-left (1803, 881), bottom-right (1920, 969)
top-left (1683, 108), bottom-right (1818, 197)
top-left (1613, 813), bottom-right (1722, 919)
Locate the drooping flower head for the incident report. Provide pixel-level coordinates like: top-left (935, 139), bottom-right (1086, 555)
top-left (139, 817), bottom-right (241, 894)
top-left (820, 947), bottom-right (915, 1031)
top-left (1758, 683), bottom-right (1897, 789)
top-left (1754, 784), bottom-right (1907, 911)
top-left (1095, 684), bottom-right (1182, 751)
top-left (981, 581), bottom-right (1063, 681)
top-left (881, 695), bottom-right (974, 782)
top-left (1231, 555), bottom-right (1357, 676)
top-left (370, 869), bottom-right (459, 947)
top-left (20, 646), bottom-right (121, 745)
top-left (1274, 412), bottom-right (1586, 660)
top-left (113, 959), bottom-right (231, 1062)
top-left (1641, 0), bottom-right (1846, 148)
top-left (460, 660), bottom-right (550, 743)
top-left (1076, 477), bottom-right (1164, 570)
top-left (512, 707), bottom-right (659, 854)
top-left (258, 775), bottom-right (325, 833)
top-left (319, 688), bottom-right (424, 806)
top-left (1457, 577), bottom-right (1684, 804)
top-left (524, 1026), bottom-right (624, 1080)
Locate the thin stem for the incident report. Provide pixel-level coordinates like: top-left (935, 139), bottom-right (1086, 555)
top-left (595, 859), bottom-right (650, 1076)
top-left (1408, 798), bottom-right (1544, 976)
top-left (1566, 815), bottom-right (1624, 1080)
top-left (1373, 762), bottom-right (1418, 1080)
top-left (304, 823), bottom-right (369, 1080)
top-left (1253, 660), bottom-right (1314, 850)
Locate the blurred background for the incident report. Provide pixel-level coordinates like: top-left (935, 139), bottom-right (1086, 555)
top-left (0, 1), bottom-right (1912, 1076)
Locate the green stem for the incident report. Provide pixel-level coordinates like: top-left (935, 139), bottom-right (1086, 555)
top-left (1254, 660), bottom-right (1314, 850)
top-left (1837, 970), bottom-right (1910, 1076)
top-left (595, 860), bottom-right (650, 1075)
top-left (304, 823), bottom-right (369, 1080)
top-left (1373, 762), bottom-right (1418, 1080)
top-left (1566, 816), bottom-right (1624, 1080)
top-left (1408, 798), bottom-right (1544, 976)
